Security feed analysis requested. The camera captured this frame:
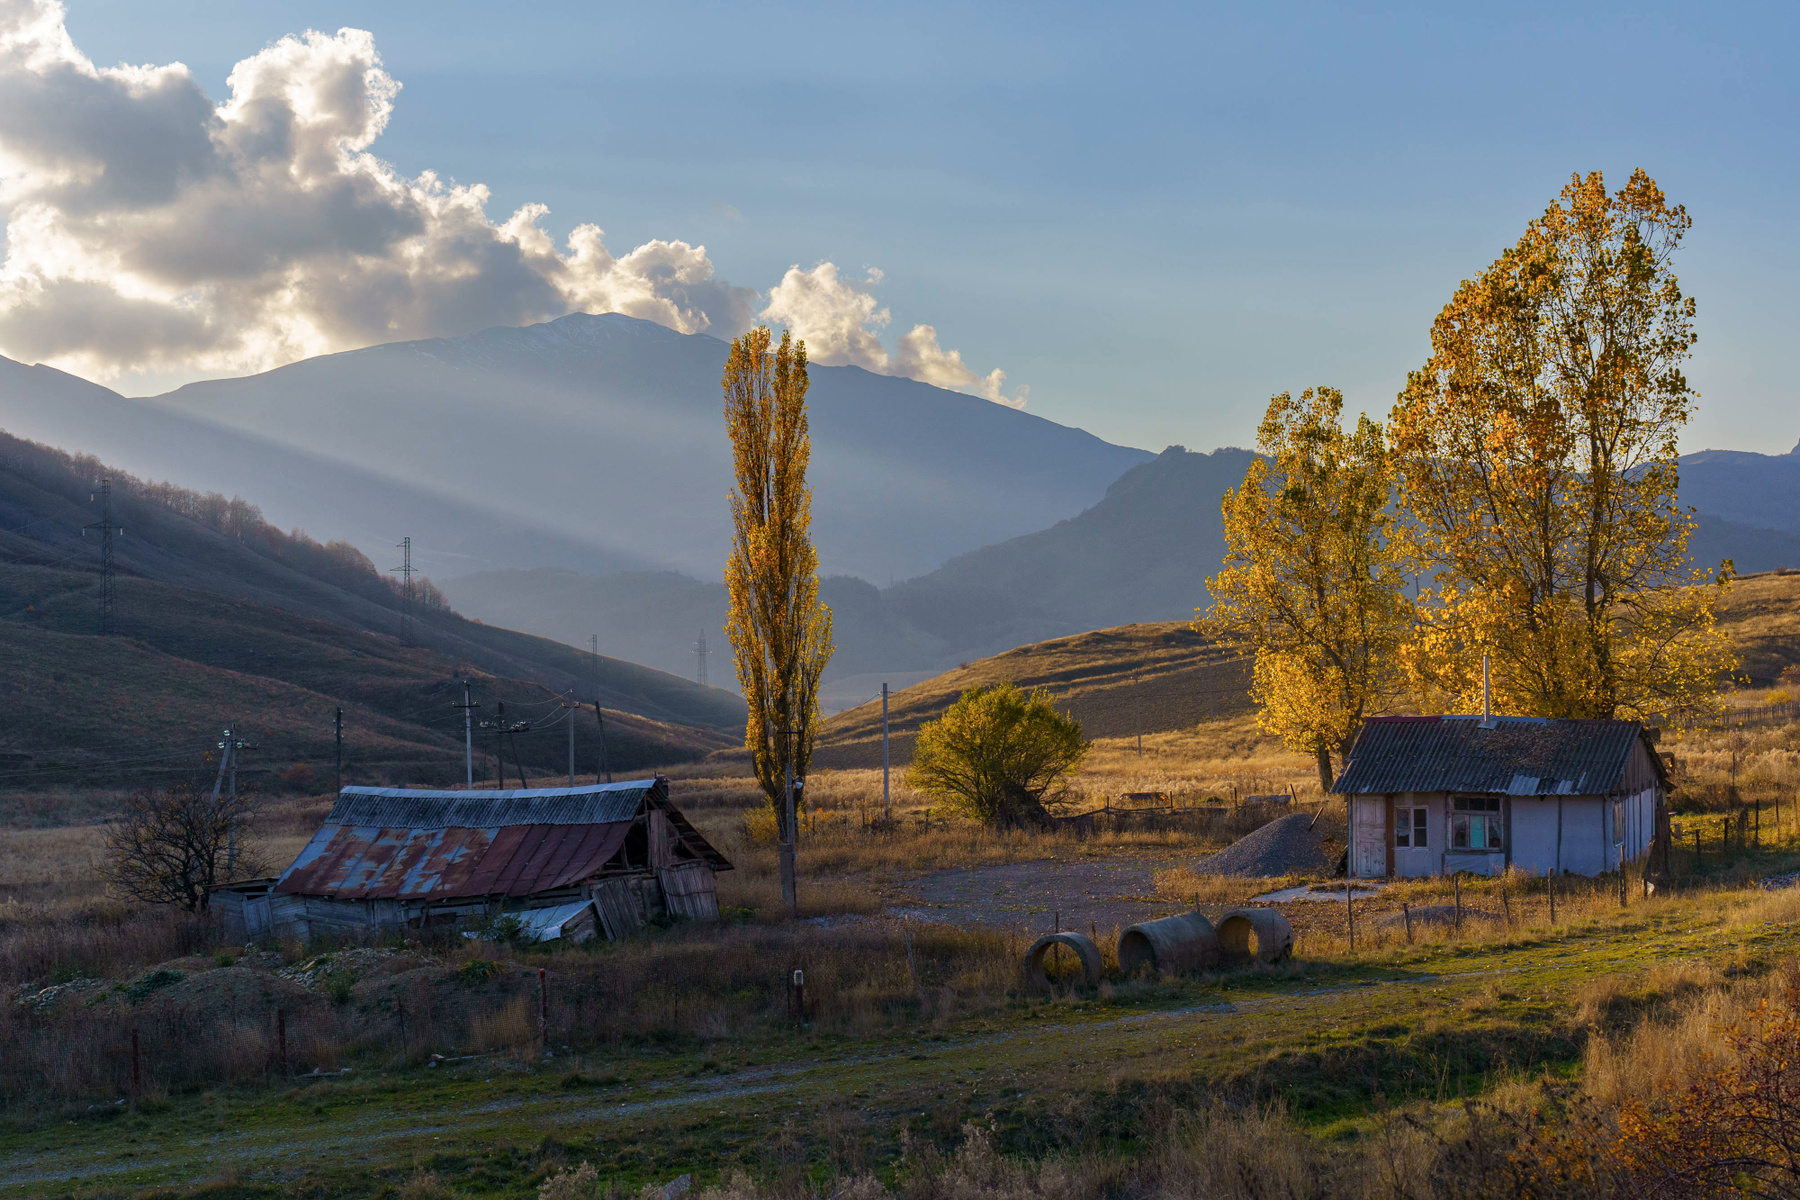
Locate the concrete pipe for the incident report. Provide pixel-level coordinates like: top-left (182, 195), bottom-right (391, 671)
top-left (1117, 912), bottom-right (1219, 976)
top-left (1217, 907), bottom-right (1294, 964)
top-left (1021, 932), bottom-right (1104, 989)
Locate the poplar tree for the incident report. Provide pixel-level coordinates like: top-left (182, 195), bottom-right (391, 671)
top-left (1201, 387), bottom-right (1409, 792)
top-left (722, 326), bottom-right (834, 872)
top-left (1391, 170), bottom-right (1735, 721)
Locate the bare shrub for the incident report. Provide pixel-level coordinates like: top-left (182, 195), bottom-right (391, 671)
top-left (103, 780), bottom-right (266, 912)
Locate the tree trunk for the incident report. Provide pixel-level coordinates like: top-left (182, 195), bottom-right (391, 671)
top-left (1315, 743), bottom-right (1335, 794)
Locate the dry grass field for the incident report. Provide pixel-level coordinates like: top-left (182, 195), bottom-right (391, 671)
top-left (1, 573), bottom-right (1798, 1195)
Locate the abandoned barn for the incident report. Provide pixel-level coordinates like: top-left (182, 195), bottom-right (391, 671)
top-left (216, 777), bottom-right (731, 942)
top-left (1333, 715), bottom-right (1668, 880)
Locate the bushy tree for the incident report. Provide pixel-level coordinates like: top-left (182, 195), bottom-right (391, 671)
top-left (908, 685), bottom-right (1086, 828)
top-left (1391, 169), bottom-right (1735, 721)
top-left (1202, 387), bottom-right (1410, 791)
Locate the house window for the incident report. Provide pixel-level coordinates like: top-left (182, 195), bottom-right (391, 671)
top-left (1451, 796), bottom-right (1503, 851)
top-left (1395, 806), bottom-right (1427, 848)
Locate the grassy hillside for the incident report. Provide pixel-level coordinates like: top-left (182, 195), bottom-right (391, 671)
top-left (1718, 569), bottom-right (1800, 685)
top-left (0, 428), bottom-right (744, 733)
top-left (811, 569), bottom-right (1800, 773)
top-left (813, 622), bottom-right (1253, 770)
top-left (0, 564), bottom-right (730, 796)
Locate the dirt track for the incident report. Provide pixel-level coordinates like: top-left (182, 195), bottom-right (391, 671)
top-left (891, 856), bottom-right (1186, 935)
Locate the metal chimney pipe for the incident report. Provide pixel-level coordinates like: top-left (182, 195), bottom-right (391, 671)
top-left (1481, 653), bottom-right (1493, 728)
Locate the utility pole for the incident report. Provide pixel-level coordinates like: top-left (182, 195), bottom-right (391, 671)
top-left (565, 692), bottom-right (576, 786)
top-left (881, 682), bottom-right (890, 822)
top-left (589, 635), bottom-right (609, 784)
top-left (1135, 674), bottom-right (1142, 758)
top-left (593, 701), bottom-right (611, 784)
top-left (333, 708), bottom-right (344, 794)
top-left (82, 478), bottom-right (122, 635)
top-left (215, 727), bottom-right (254, 876)
top-left (693, 630), bottom-right (708, 686)
top-left (210, 729), bottom-right (234, 870)
top-left (456, 681), bottom-right (476, 787)
top-left (390, 537), bottom-right (416, 646)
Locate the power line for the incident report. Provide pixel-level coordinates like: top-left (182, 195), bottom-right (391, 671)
top-left (390, 536), bottom-right (416, 646)
top-left (693, 629), bottom-right (708, 686)
top-left (80, 477), bottom-right (122, 635)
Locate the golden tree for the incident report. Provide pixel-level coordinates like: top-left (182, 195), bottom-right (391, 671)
top-left (1201, 387), bottom-right (1410, 791)
top-left (722, 326), bottom-right (834, 898)
top-left (1391, 170), bottom-right (1735, 721)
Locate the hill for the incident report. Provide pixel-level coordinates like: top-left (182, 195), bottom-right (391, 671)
top-left (808, 569), bottom-right (1800, 772)
top-left (0, 563), bottom-right (731, 796)
top-left (0, 429), bottom-right (743, 734)
top-left (811, 622), bottom-right (1254, 770)
top-left (0, 312), bottom-right (1152, 583)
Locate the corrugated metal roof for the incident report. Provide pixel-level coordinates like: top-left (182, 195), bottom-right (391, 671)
top-left (274, 820), bottom-right (633, 899)
top-left (326, 778), bottom-right (663, 829)
top-left (1332, 716), bottom-right (1651, 797)
top-left (273, 777), bottom-right (736, 901)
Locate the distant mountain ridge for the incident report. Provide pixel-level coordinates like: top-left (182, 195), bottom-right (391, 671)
top-left (143, 312), bottom-right (1153, 582)
top-left (439, 447), bottom-right (1257, 681)
top-left (440, 442), bottom-right (1800, 683)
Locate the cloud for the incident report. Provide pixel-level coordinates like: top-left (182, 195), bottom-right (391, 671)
top-left (0, 2), bottom-right (1018, 404)
top-left (761, 262), bottom-right (1026, 408)
top-left (0, 1), bottom-right (755, 383)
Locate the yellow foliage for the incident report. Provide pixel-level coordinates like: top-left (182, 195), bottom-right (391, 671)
top-left (722, 327), bottom-right (835, 836)
top-left (1201, 387), bottom-right (1409, 788)
top-left (1392, 169), bottom-right (1736, 722)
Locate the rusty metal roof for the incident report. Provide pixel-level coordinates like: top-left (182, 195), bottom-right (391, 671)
top-left (274, 778), bottom-right (665, 901)
top-left (326, 778), bottom-right (663, 828)
top-left (275, 821), bottom-right (632, 899)
top-left (1332, 716), bottom-right (1655, 797)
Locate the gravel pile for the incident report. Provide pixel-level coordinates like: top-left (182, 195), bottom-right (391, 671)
top-left (1193, 812), bottom-right (1337, 878)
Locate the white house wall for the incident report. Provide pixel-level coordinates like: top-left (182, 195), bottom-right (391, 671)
top-left (1351, 791), bottom-right (1659, 880)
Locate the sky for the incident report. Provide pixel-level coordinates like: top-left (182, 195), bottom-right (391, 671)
top-left (3, 0), bottom-right (1795, 455)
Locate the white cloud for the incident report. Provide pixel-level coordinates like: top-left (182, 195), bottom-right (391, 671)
top-left (0, 1), bottom-right (1021, 405)
top-left (761, 262), bottom-right (1026, 408)
top-left (0, 1), bottom-right (754, 384)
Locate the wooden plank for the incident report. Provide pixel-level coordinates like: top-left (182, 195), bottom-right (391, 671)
top-left (590, 878), bottom-right (642, 941)
top-left (659, 862), bottom-right (719, 921)
top-left (647, 811), bottom-right (674, 868)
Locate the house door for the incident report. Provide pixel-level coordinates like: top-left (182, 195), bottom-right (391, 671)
top-left (1353, 798), bottom-right (1387, 878)
top-left (1392, 802), bottom-right (1433, 877)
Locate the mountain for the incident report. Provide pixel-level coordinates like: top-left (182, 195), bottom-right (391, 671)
top-left (0, 430), bottom-right (745, 736)
top-left (439, 447), bottom-right (1256, 683)
top-left (128, 312), bottom-right (1151, 582)
top-left (439, 441), bottom-right (1800, 689)
top-left (1679, 442), bottom-right (1800, 541)
top-left (0, 355), bottom-right (641, 583)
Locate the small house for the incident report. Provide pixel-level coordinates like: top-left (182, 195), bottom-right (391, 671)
top-left (216, 777), bottom-right (731, 942)
top-left (1331, 716), bottom-right (1667, 880)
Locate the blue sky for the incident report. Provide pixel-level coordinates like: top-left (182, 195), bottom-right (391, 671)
top-left (47, 0), bottom-right (1800, 455)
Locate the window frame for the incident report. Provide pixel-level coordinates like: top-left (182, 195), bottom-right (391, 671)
top-left (1394, 804), bottom-right (1428, 849)
top-left (1450, 795), bottom-right (1504, 852)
